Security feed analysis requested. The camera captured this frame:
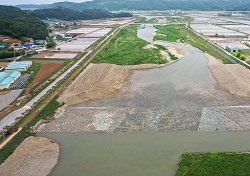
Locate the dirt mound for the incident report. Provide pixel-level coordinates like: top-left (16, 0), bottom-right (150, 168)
top-left (0, 136), bottom-right (59, 176)
top-left (206, 53), bottom-right (250, 97)
top-left (58, 63), bottom-right (166, 106)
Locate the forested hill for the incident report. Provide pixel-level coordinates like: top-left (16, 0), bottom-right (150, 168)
top-left (31, 7), bottom-right (132, 21)
top-left (233, 3), bottom-right (250, 11)
top-left (16, 0), bottom-right (250, 11)
top-left (0, 5), bottom-right (48, 40)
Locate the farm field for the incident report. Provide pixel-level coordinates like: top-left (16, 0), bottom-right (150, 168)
top-left (33, 52), bottom-right (78, 59)
top-left (31, 63), bottom-right (61, 88)
top-left (0, 62), bottom-right (8, 69)
top-left (56, 37), bottom-right (99, 52)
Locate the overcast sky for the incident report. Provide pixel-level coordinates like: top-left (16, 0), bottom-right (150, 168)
top-left (0, 0), bottom-right (91, 6)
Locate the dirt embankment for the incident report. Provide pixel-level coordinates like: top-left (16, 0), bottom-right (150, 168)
top-left (206, 53), bottom-right (250, 97)
top-left (58, 63), bottom-right (166, 106)
top-left (0, 136), bottom-right (59, 176)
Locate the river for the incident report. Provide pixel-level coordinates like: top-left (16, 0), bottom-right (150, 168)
top-left (41, 24), bottom-right (250, 176)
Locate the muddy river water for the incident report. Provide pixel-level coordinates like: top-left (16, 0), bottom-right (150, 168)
top-left (42, 24), bottom-right (250, 176)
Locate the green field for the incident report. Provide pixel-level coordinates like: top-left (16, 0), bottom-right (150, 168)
top-left (154, 25), bottom-right (233, 64)
top-left (136, 17), bottom-right (158, 23)
top-left (176, 152), bottom-right (250, 176)
top-left (93, 26), bottom-right (166, 65)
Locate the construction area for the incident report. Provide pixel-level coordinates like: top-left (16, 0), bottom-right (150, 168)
top-left (38, 43), bottom-right (250, 133)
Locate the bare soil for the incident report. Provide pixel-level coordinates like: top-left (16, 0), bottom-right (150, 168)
top-left (58, 63), bottom-right (166, 106)
top-left (206, 53), bottom-right (250, 97)
top-left (0, 136), bottom-right (59, 176)
top-left (31, 63), bottom-right (61, 88)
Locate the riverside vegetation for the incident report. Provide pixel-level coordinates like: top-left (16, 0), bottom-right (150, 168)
top-left (154, 25), bottom-right (233, 64)
top-left (93, 26), bottom-right (166, 65)
top-left (176, 152), bottom-right (250, 176)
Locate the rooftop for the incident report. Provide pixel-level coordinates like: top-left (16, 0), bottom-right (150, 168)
top-left (0, 77), bottom-right (15, 85)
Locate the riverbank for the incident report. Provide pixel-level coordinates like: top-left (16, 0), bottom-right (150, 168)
top-left (58, 63), bottom-right (170, 106)
top-left (0, 136), bottom-right (59, 176)
top-left (206, 53), bottom-right (250, 98)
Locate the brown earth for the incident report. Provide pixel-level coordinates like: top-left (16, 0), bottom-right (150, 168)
top-left (206, 53), bottom-right (250, 97)
top-left (0, 136), bottom-right (59, 176)
top-left (0, 62), bottom-right (8, 68)
top-left (31, 63), bottom-right (61, 88)
top-left (58, 63), bottom-right (166, 106)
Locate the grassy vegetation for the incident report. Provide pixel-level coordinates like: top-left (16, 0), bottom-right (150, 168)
top-left (176, 152), bottom-right (250, 176)
top-left (25, 62), bottom-right (41, 88)
top-left (154, 25), bottom-right (187, 42)
top-left (0, 96), bottom-right (62, 164)
top-left (136, 17), bottom-right (158, 23)
top-left (93, 25), bottom-right (166, 65)
top-left (155, 44), bottom-right (178, 60)
top-left (154, 25), bottom-right (233, 64)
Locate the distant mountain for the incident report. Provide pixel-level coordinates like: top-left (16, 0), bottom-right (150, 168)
top-left (31, 7), bottom-right (132, 21)
top-left (0, 6), bottom-right (48, 40)
top-left (232, 3), bottom-right (250, 11)
top-left (16, 0), bottom-right (250, 11)
top-left (15, 4), bottom-right (49, 10)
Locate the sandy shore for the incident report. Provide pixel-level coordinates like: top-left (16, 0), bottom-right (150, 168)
top-left (58, 63), bottom-right (167, 106)
top-left (206, 53), bottom-right (250, 98)
top-left (0, 136), bottom-right (59, 176)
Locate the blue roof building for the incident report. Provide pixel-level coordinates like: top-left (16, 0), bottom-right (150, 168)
top-left (0, 72), bottom-right (7, 80)
top-left (0, 71), bottom-right (21, 90)
top-left (7, 71), bottom-right (21, 78)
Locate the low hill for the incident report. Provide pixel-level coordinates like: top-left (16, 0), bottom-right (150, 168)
top-left (232, 3), bottom-right (250, 11)
top-left (30, 7), bottom-right (132, 21)
top-left (17, 0), bottom-right (250, 11)
top-left (0, 5), bottom-right (48, 40)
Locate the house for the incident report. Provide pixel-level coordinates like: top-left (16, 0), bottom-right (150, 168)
top-left (23, 42), bottom-right (33, 48)
top-left (226, 46), bottom-right (239, 53)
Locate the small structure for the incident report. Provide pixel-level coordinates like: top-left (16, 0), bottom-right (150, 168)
top-left (5, 61), bottom-right (32, 72)
top-left (23, 42), bottom-right (33, 49)
top-left (226, 46), bottom-right (239, 53)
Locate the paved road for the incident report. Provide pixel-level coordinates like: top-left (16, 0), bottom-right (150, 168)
top-left (0, 26), bottom-right (123, 132)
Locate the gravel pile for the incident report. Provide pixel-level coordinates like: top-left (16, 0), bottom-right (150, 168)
top-left (0, 136), bottom-right (59, 176)
top-left (199, 106), bottom-right (250, 131)
top-left (37, 107), bottom-right (201, 132)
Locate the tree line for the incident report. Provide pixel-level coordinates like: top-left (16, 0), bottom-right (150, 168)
top-left (31, 7), bottom-right (132, 21)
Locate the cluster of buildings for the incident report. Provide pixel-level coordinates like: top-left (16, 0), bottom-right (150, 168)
top-left (44, 19), bottom-right (80, 28)
top-left (0, 61), bottom-right (32, 90)
top-left (0, 35), bottom-right (45, 51)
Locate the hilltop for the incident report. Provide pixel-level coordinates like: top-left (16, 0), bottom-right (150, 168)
top-left (31, 7), bottom-right (132, 21)
top-left (16, 0), bottom-right (250, 11)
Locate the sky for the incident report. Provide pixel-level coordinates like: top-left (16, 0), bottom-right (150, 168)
top-left (0, 0), bottom-right (91, 6)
